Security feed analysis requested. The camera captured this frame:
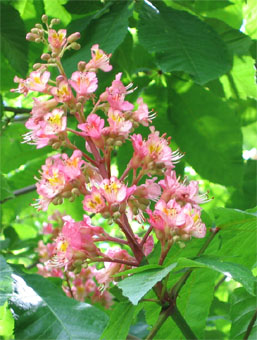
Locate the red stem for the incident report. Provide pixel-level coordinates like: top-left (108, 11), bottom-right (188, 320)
top-left (90, 257), bottom-right (138, 267)
top-left (94, 235), bottom-right (129, 245)
top-left (140, 226), bottom-right (153, 247)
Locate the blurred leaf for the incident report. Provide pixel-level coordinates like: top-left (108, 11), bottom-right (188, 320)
top-left (65, 0), bottom-right (103, 14)
top-left (0, 123), bottom-right (50, 174)
top-left (176, 256), bottom-right (256, 295)
top-left (63, 1), bottom-right (133, 76)
top-left (101, 302), bottom-right (141, 340)
top-left (167, 81), bottom-right (243, 187)
top-left (0, 256), bottom-right (13, 306)
top-left (138, 1), bottom-right (231, 84)
top-left (0, 3), bottom-right (28, 77)
top-left (43, 0), bottom-right (71, 26)
top-left (10, 269), bottom-right (108, 340)
top-left (0, 53), bottom-right (17, 92)
top-left (117, 263), bottom-right (176, 305)
top-left (13, 0), bottom-right (37, 20)
top-left (195, 0), bottom-right (243, 29)
top-left (229, 160), bottom-right (257, 210)
top-left (220, 56), bottom-right (257, 100)
top-left (244, 0), bottom-right (257, 39)
top-left (230, 287), bottom-right (257, 339)
top-left (0, 302), bottom-right (14, 338)
top-left (0, 173), bottom-right (14, 201)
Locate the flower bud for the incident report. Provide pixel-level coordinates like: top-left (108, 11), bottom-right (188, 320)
top-left (41, 53), bottom-right (50, 60)
top-left (76, 102), bottom-right (82, 110)
top-left (106, 138), bottom-right (114, 145)
top-left (71, 188), bottom-right (80, 196)
top-left (26, 33), bottom-right (37, 41)
top-left (31, 28), bottom-right (39, 34)
top-left (35, 23), bottom-right (43, 29)
top-left (67, 32), bottom-right (81, 44)
top-left (113, 211), bottom-right (121, 220)
top-left (102, 211), bottom-right (111, 219)
top-left (33, 63), bottom-right (42, 70)
top-left (52, 142), bottom-right (61, 149)
top-left (69, 196), bottom-right (75, 202)
top-left (78, 61), bottom-right (86, 72)
top-left (115, 140), bottom-right (123, 147)
top-left (41, 14), bottom-right (48, 24)
top-left (35, 38), bottom-right (42, 43)
top-left (51, 52), bottom-right (58, 58)
top-left (62, 191), bottom-right (72, 198)
top-left (50, 18), bottom-right (61, 26)
top-left (70, 42), bottom-right (81, 50)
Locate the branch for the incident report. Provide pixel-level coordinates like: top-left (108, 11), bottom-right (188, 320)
top-left (0, 184), bottom-right (36, 204)
top-left (171, 306), bottom-right (197, 340)
top-left (4, 106), bottom-right (31, 114)
top-left (243, 308), bottom-right (257, 340)
top-left (170, 227), bottom-right (220, 299)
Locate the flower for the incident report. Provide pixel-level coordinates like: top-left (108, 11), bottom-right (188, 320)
top-left (69, 71), bottom-right (98, 96)
top-left (132, 98), bottom-right (156, 126)
top-left (86, 44), bottom-right (112, 72)
top-left (48, 29), bottom-right (67, 52)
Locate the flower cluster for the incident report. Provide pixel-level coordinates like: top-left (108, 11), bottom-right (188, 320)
top-left (14, 15), bottom-right (210, 305)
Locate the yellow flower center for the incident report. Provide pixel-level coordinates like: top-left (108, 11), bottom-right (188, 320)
top-left (48, 113), bottom-right (61, 126)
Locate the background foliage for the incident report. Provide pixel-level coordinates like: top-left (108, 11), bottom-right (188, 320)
top-left (0, 0), bottom-right (256, 339)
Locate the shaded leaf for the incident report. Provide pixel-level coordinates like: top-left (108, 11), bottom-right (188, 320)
top-left (230, 287), bottom-right (257, 339)
top-left (0, 173), bottom-right (14, 201)
top-left (0, 4), bottom-right (28, 77)
top-left (63, 1), bottom-right (132, 76)
top-left (138, 1), bottom-right (231, 84)
top-left (167, 81), bottom-right (243, 187)
top-left (10, 269), bottom-right (108, 340)
top-left (101, 302), bottom-right (141, 340)
top-left (0, 256), bottom-right (13, 306)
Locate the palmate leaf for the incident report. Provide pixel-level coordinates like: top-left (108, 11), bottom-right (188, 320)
top-left (230, 287), bottom-right (257, 339)
top-left (138, 1), bottom-right (231, 84)
top-left (9, 268), bottom-right (108, 340)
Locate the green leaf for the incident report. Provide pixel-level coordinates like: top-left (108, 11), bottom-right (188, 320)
top-left (244, 0), bottom-right (257, 39)
top-left (195, 0), bottom-right (244, 29)
top-left (117, 263), bottom-right (177, 305)
top-left (65, 0), bottom-right (103, 14)
top-left (177, 256), bottom-right (256, 295)
top-left (0, 123), bottom-right (50, 174)
top-left (0, 302), bottom-right (14, 338)
top-left (0, 256), bottom-right (13, 306)
top-left (0, 3), bottom-right (28, 77)
top-left (167, 81), bottom-right (243, 187)
top-left (138, 2), bottom-right (231, 84)
top-left (101, 302), bottom-right (141, 340)
top-left (0, 173), bottom-right (14, 201)
top-left (113, 264), bottom-right (162, 277)
top-left (10, 269), bottom-right (108, 340)
top-left (63, 1), bottom-right (132, 76)
top-left (43, 0), bottom-right (71, 26)
top-left (220, 56), bottom-right (257, 100)
top-left (230, 287), bottom-right (257, 339)
top-left (213, 207), bottom-right (257, 268)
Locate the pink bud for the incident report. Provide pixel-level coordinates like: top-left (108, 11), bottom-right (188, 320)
top-left (67, 32), bottom-right (81, 44)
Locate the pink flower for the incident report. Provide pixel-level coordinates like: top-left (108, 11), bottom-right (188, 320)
top-left (11, 76), bottom-right (29, 96)
top-left (78, 113), bottom-right (105, 139)
top-left (100, 73), bottom-right (134, 111)
top-left (48, 29), bottom-right (67, 52)
top-left (69, 71), bottom-right (98, 96)
top-left (51, 80), bottom-right (73, 103)
top-left (35, 151), bottom-right (86, 210)
top-left (100, 177), bottom-right (129, 204)
top-left (83, 187), bottom-right (106, 213)
top-left (132, 98), bottom-right (156, 126)
top-left (28, 71), bottom-right (50, 92)
top-left (31, 97), bottom-right (58, 120)
top-left (86, 44), bottom-right (112, 72)
top-left (104, 108), bottom-right (132, 139)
